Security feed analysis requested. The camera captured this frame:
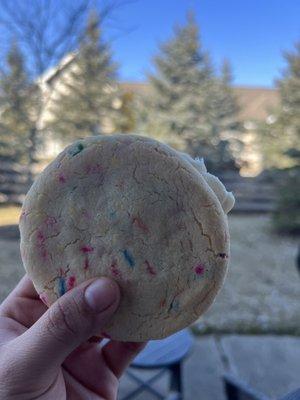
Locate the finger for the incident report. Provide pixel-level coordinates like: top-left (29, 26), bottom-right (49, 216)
top-left (0, 296), bottom-right (47, 328)
top-left (63, 365), bottom-right (118, 400)
top-left (102, 340), bottom-right (147, 378)
top-left (0, 275), bottom-right (47, 327)
top-left (1, 275), bottom-right (39, 307)
top-left (63, 343), bottom-right (118, 399)
top-left (9, 277), bottom-right (120, 376)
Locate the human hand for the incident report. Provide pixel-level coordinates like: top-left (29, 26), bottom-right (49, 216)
top-left (0, 275), bottom-right (146, 399)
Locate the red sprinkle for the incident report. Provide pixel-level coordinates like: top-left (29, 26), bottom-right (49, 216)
top-left (110, 261), bottom-right (121, 278)
top-left (67, 276), bottom-right (76, 290)
top-left (81, 245), bottom-right (94, 253)
top-left (195, 265), bottom-right (205, 275)
top-left (84, 258), bottom-right (89, 270)
top-left (58, 173), bottom-right (66, 183)
top-left (145, 260), bottom-right (156, 276)
top-left (132, 216), bottom-right (149, 233)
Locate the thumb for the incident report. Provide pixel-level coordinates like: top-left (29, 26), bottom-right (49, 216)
top-left (12, 277), bottom-right (120, 373)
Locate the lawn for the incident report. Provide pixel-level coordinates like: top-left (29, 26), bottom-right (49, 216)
top-left (0, 205), bottom-right (21, 226)
top-left (0, 214), bottom-right (299, 334)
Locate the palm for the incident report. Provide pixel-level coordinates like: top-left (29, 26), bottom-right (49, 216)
top-left (0, 276), bottom-right (145, 400)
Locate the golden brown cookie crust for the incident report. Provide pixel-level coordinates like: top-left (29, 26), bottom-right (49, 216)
top-left (20, 134), bottom-right (233, 341)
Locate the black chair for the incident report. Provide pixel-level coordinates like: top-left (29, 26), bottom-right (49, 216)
top-left (224, 374), bottom-right (300, 400)
top-left (120, 329), bottom-right (194, 400)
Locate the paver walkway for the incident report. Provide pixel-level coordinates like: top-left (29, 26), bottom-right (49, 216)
top-left (119, 335), bottom-right (300, 400)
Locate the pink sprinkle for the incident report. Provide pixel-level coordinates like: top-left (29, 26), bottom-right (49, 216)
top-left (39, 293), bottom-right (48, 306)
top-left (37, 230), bottom-right (45, 246)
top-left (81, 245), bottom-right (94, 253)
top-left (67, 276), bottom-right (76, 290)
top-left (45, 216), bottom-right (57, 226)
top-left (132, 216), bottom-right (149, 233)
top-left (58, 173), bottom-right (66, 183)
top-left (101, 331), bottom-right (111, 339)
top-left (145, 260), bottom-right (156, 276)
top-left (110, 261), bottom-right (121, 278)
top-left (84, 258), bottom-right (89, 270)
top-left (195, 265), bottom-right (205, 275)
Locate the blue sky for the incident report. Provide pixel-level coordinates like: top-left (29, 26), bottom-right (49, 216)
top-left (107, 0), bottom-right (300, 87)
top-left (0, 0), bottom-right (299, 87)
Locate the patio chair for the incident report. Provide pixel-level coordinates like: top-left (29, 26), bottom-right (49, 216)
top-left (119, 328), bottom-right (194, 400)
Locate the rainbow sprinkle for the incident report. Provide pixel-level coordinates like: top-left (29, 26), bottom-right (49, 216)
top-left (58, 277), bottom-right (66, 296)
top-left (67, 276), bottom-right (76, 290)
top-left (171, 298), bottom-right (180, 312)
top-left (122, 249), bottom-right (135, 267)
top-left (81, 245), bottom-right (94, 253)
top-left (69, 142), bottom-right (84, 157)
top-left (58, 173), bottom-right (66, 183)
top-left (194, 264), bottom-right (205, 275)
top-left (132, 216), bottom-right (149, 233)
top-left (145, 260), bottom-right (156, 276)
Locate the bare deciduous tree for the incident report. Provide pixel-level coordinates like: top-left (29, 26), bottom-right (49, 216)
top-left (0, 0), bottom-right (131, 182)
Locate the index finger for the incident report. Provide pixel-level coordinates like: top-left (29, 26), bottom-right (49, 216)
top-left (102, 340), bottom-right (147, 378)
top-left (4, 274), bottom-right (39, 302)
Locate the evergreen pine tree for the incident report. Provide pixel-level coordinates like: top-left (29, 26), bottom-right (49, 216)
top-left (139, 13), bottom-right (214, 149)
top-left (49, 11), bottom-right (119, 141)
top-left (139, 14), bottom-right (241, 172)
top-left (259, 42), bottom-right (300, 169)
top-left (278, 42), bottom-right (300, 141)
top-left (0, 41), bottom-right (35, 164)
top-left (201, 59), bottom-right (243, 171)
top-left (210, 60), bottom-right (241, 137)
top-left (267, 41), bottom-right (300, 234)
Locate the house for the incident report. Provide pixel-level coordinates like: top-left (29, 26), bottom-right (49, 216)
top-left (37, 55), bottom-right (280, 176)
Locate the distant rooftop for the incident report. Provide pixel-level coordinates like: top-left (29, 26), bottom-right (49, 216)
top-left (41, 55), bottom-right (280, 122)
top-left (120, 81), bottom-right (280, 122)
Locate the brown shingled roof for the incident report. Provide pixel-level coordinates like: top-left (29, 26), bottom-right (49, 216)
top-left (233, 86), bottom-right (279, 121)
top-left (120, 81), bottom-right (280, 122)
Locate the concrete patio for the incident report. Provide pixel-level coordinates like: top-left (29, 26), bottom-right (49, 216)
top-left (118, 334), bottom-right (300, 400)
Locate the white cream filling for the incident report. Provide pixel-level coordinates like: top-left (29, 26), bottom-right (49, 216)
top-left (177, 151), bottom-right (235, 214)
